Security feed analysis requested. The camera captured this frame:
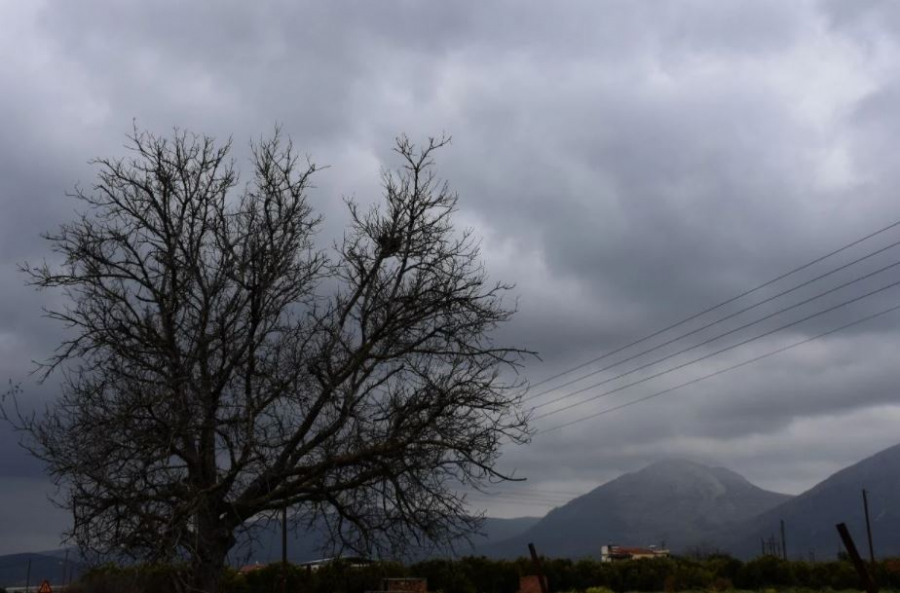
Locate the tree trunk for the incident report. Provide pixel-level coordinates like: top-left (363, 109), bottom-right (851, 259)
top-left (193, 513), bottom-right (235, 593)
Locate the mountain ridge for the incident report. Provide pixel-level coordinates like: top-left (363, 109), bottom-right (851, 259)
top-left (478, 457), bottom-right (792, 558)
top-left (722, 443), bottom-right (900, 559)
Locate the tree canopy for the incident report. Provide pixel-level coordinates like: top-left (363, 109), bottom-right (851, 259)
top-left (5, 128), bottom-right (530, 592)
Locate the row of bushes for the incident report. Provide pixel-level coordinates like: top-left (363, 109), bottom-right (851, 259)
top-left (70, 554), bottom-right (900, 593)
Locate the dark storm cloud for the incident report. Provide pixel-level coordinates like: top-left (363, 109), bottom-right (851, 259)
top-left (3, 0), bottom-right (900, 541)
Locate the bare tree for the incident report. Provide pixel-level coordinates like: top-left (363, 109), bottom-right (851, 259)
top-left (5, 128), bottom-right (529, 592)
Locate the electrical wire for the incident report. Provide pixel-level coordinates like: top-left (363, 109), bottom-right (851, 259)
top-left (526, 217), bottom-right (900, 393)
top-left (461, 486), bottom-right (587, 509)
top-left (525, 238), bottom-right (900, 402)
top-left (536, 301), bottom-right (900, 434)
top-left (532, 262), bottom-right (900, 414)
top-left (462, 489), bottom-right (578, 503)
top-left (534, 276), bottom-right (900, 420)
top-left (465, 493), bottom-right (572, 506)
top-left (466, 498), bottom-right (560, 508)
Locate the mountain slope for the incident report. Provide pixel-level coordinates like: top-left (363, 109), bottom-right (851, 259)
top-left (724, 443), bottom-right (900, 559)
top-left (480, 459), bottom-right (792, 559)
top-left (231, 515), bottom-right (542, 565)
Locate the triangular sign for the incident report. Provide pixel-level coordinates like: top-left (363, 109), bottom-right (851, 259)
top-left (38, 580), bottom-right (52, 593)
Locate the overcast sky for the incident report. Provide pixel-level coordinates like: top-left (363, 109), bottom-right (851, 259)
top-left (4, 0), bottom-right (900, 555)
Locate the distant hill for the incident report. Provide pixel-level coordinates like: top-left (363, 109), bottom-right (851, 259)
top-left (478, 459), bottom-right (792, 559)
top-left (0, 551), bottom-right (84, 588)
top-left (0, 516), bottom-right (540, 580)
top-left (723, 443), bottom-right (900, 559)
top-left (231, 515), bottom-right (542, 565)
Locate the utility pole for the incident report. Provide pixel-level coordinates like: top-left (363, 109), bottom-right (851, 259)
top-left (836, 522), bottom-right (878, 593)
top-left (863, 489), bottom-right (876, 567)
top-left (25, 558), bottom-right (32, 593)
top-left (781, 519), bottom-right (788, 561)
top-left (282, 505), bottom-right (288, 593)
top-left (62, 549), bottom-right (69, 586)
top-left (528, 543), bottom-right (549, 593)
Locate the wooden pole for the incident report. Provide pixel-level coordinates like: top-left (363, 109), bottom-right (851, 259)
top-left (528, 543), bottom-right (549, 593)
top-left (837, 522), bottom-right (878, 593)
top-left (282, 506), bottom-right (288, 593)
top-left (863, 489), bottom-right (876, 566)
top-left (780, 520), bottom-right (787, 560)
top-left (25, 558), bottom-right (32, 593)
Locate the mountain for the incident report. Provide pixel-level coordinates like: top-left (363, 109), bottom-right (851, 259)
top-left (723, 443), bottom-right (900, 559)
top-left (479, 459), bottom-right (792, 559)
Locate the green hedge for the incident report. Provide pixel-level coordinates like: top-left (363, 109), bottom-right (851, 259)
top-left (67, 554), bottom-right (900, 593)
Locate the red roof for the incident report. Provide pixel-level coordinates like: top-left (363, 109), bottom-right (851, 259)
top-left (239, 563), bottom-right (266, 574)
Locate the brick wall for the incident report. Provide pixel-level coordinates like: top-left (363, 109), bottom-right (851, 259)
top-left (383, 578), bottom-right (428, 593)
top-left (518, 575), bottom-right (547, 593)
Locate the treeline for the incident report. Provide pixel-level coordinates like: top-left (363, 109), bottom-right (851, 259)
top-left (70, 555), bottom-right (900, 593)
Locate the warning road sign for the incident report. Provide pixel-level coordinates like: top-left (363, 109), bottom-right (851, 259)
top-left (38, 579), bottom-right (52, 593)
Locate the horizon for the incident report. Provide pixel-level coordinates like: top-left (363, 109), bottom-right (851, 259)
top-left (3, 443), bottom-right (893, 556)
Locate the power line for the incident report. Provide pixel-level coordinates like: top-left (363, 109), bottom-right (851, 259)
top-left (462, 487), bottom-right (582, 502)
top-left (466, 498), bottom-right (563, 508)
top-left (531, 262), bottom-right (900, 414)
top-left (525, 238), bottom-right (900, 402)
top-left (466, 498), bottom-right (568, 506)
top-left (465, 489), bottom-right (574, 500)
top-left (465, 492), bottom-right (572, 505)
top-left (461, 486), bottom-right (588, 508)
top-left (534, 276), bottom-right (900, 420)
top-left (526, 217), bottom-right (900, 393)
top-left (537, 301), bottom-right (900, 434)
top-left (472, 486), bottom-right (585, 498)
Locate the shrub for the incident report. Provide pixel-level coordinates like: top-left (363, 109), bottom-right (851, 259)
top-left (69, 563), bottom-right (187, 593)
top-left (62, 552), bottom-right (900, 593)
top-left (736, 556), bottom-right (795, 589)
top-left (663, 563), bottom-right (714, 592)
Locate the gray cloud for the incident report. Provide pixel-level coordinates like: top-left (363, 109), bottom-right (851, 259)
top-left (3, 0), bottom-right (900, 540)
